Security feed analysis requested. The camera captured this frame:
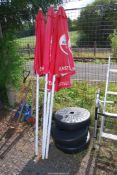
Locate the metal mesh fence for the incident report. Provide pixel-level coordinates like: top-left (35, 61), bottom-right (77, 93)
top-left (15, 2), bottom-right (117, 132)
top-left (15, 3), bottom-right (117, 83)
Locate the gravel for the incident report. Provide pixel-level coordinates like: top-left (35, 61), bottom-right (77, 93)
top-left (0, 114), bottom-right (88, 175)
top-left (1, 113), bottom-right (117, 175)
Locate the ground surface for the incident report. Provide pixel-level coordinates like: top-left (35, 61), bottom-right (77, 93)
top-left (0, 112), bottom-right (117, 175)
top-left (27, 61), bottom-right (117, 82)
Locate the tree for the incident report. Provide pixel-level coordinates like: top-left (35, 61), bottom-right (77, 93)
top-left (29, 0), bottom-right (63, 17)
top-left (110, 30), bottom-right (117, 56)
top-left (0, 0), bottom-right (31, 35)
top-left (68, 18), bottom-right (77, 31)
top-left (0, 0), bottom-right (63, 36)
top-left (0, 0), bottom-right (63, 105)
top-left (77, 0), bottom-right (117, 48)
top-left (68, 17), bottom-right (72, 31)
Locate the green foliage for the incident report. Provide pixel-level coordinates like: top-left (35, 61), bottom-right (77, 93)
top-left (54, 81), bottom-right (96, 112)
top-left (54, 81), bottom-right (117, 127)
top-left (68, 18), bottom-right (77, 31)
top-left (54, 81), bottom-right (96, 126)
top-left (30, 0), bottom-right (63, 15)
top-left (0, 0), bottom-right (63, 36)
top-left (110, 30), bottom-right (117, 56)
top-left (37, 79), bottom-right (117, 129)
top-left (0, 35), bottom-right (24, 102)
top-left (0, 1), bottom-right (31, 35)
top-left (77, 0), bottom-right (117, 48)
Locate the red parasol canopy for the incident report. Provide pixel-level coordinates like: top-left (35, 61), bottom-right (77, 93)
top-left (50, 6), bottom-right (76, 77)
top-left (34, 9), bottom-right (45, 75)
top-left (43, 6), bottom-right (56, 75)
top-left (48, 6), bottom-right (76, 91)
top-left (55, 74), bottom-right (72, 92)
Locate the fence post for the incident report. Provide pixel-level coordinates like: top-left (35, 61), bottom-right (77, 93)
top-left (0, 23), bottom-right (3, 38)
top-left (94, 41), bottom-right (97, 58)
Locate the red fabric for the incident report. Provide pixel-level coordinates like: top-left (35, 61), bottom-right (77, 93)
top-left (55, 74), bottom-right (72, 92)
top-left (49, 6), bottom-right (76, 77)
top-left (34, 10), bottom-right (45, 75)
top-left (48, 6), bottom-right (76, 91)
top-left (43, 7), bottom-right (56, 74)
top-left (34, 6), bottom-right (75, 91)
top-left (47, 74), bottom-right (72, 92)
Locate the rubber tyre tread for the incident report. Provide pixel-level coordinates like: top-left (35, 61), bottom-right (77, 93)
top-left (51, 124), bottom-right (89, 147)
top-left (54, 114), bottom-right (90, 131)
top-left (55, 132), bottom-right (90, 154)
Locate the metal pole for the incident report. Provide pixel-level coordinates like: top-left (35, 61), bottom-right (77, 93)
top-left (42, 74), bottom-right (48, 159)
top-left (35, 74), bottom-right (40, 156)
top-left (42, 88), bottom-right (51, 159)
top-left (45, 75), bottom-right (56, 159)
top-left (0, 23), bottom-right (3, 38)
top-left (99, 56), bottom-right (111, 142)
top-left (94, 90), bottom-right (100, 138)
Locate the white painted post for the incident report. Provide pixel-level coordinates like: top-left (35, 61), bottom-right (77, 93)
top-left (42, 74), bottom-right (48, 159)
top-left (45, 75), bottom-right (56, 159)
top-left (35, 74), bottom-right (40, 156)
top-left (99, 56), bottom-right (111, 142)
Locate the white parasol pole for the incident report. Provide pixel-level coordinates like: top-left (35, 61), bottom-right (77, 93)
top-left (42, 73), bottom-right (48, 159)
top-left (35, 74), bottom-right (40, 156)
top-left (45, 75), bottom-right (56, 159)
top-left (43, 89), bottom-right (51, 159)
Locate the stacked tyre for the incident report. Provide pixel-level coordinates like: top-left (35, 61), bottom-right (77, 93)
top-left (51, 107), bottom-right (90, 154)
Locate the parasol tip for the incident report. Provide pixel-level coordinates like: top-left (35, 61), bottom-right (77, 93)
top-left (57, 4), bottom-right (62, 9)
top-left (39, 7), bottom-right (42, 10)
top-left (50, 4), bottom-right (54, 7)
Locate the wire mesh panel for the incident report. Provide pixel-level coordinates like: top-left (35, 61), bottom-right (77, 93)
top-left (72, 60), bottom-right (117, 82)
top-left (14, 3), bottom-right (117, 83)
top-left (65, 4), bottom-right (117, 59)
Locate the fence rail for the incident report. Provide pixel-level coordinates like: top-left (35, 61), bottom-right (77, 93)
top-left (16, 3), bottom-right (117, 83)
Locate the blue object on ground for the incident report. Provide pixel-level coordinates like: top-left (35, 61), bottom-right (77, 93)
top-left (15, 102), bottom-right (32, 122)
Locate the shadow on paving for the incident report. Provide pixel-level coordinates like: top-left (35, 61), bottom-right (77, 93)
top-left (0, 126), bottom-right (28, 159)
top-left (84, 138), bottom-right (117, 175)
top-left (18, 134), bottom-right (117, 175)
top-left (93, 141), bottom-right (117, 175)
top-left (19, 143), bottom-right (88, 175)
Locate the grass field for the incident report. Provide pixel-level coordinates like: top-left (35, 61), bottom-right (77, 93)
top-left (16, 36), bottom-right (35, 48)
top-left (16, 31), bottom-right (78, 48)
top-left (16, 31), bottom-right (113, 60)
top-left (25, 78), bottom-right (117, 130)
top-left (73, 50), bottom-right (112, 59)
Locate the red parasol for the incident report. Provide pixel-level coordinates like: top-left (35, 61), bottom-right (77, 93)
top-left (55, 74), bottom-right (72, 92)
top-left (45, 6), bottom-right (76, 159)
top-left (47, 6), bottom-right (76, 91)
top-left (43, 7), bottom-right (56, 75)
top-left (34, 9), bottom-right (45, 157)
top-left (49, 6), bottom-right (76, 78)
top-left (34, 9), bottom-right (45, 75)
top-left (42, 6), bottom-right (56, 159)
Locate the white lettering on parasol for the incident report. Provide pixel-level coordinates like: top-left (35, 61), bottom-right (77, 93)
top-left (59, 34), bottom-right (68, 55)
top-left (59, 66), bottom-right (75, 71)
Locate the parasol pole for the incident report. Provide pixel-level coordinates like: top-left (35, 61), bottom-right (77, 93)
top-left (43, 88), bottom-right (51, 159)
top-left (45, 75), bottom-right (56, 159)
top-left (42, 73), bottom-right (48, 159)
top-left (35, 73), bottom-right (40, 156)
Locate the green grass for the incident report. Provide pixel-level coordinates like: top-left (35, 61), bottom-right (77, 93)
top-left (53, 81), bottom-right (117, 129)
top-left (16, 36), bottom-right (35, 48)
top-left (73, 50), bottom-right (112, 59)
top-left (25, 78), bottom-right (117, 133)
top-left (35, 80), bottom-right (117, 128)
top-left (16, 32), bottom-right (114, 60)
top-left (15, 31), bottom-right (77, 49)
top-left (15, 31), bottom-right (79, 59)
top-left (69, 31), bottom-right (78, 47)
